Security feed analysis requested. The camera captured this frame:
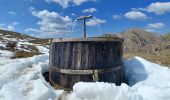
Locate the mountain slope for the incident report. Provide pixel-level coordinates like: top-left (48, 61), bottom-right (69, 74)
top-left (0, 29), bottom-right (37, 41)
top-left (0, 29), bottom-right (49, 58)
top-left (102, 29), bottom-right (170, 66)
top-left (0, 29), bottom-right (169, 66)
top-left (115, 29), bottom-right (170, 66)
top-left (162, 33), bottom-right (170, 41)
top-left (117, 29), bottom-right (162, 54)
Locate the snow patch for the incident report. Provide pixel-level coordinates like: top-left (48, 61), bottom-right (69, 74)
top-left (65, 57), bottom-right (170, 100)
top-left (0, 50), bottom-right (14, 58)
top-left (36, 45), bottom-right (49, 54)
top-left (0, 50), bottom-right (170, 100)
top-left (0, 54), bottom-right (58, 100)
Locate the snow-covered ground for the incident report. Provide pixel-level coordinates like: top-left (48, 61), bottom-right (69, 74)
top-left (66, 57), bottom-right (170, 100)
top-left (0, 48), bottom-right (170, 100)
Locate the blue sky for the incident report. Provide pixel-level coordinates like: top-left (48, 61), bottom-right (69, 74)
top-left (0, 0), bottom-right (170, 38)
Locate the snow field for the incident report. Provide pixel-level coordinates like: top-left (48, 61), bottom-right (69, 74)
top-left (0, 54), bottom-right (61, 100)
top-left (0, 48), bottom-right (170, 100)
top-left (64, 57), bottom-right (170, 100)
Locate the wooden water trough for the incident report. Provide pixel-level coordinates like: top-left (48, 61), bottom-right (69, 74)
top-left (49, 37), bottom-right (125, 90)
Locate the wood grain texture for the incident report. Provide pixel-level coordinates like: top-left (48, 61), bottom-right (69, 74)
top-left (49, 38), bottom-right (125, 89)
top-left (52, 37), bottom-right (124, 42)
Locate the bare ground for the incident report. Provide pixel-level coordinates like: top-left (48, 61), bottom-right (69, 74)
top-left (124, 53), bottom-right (170, 67)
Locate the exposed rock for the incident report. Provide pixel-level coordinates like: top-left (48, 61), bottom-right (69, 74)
top-left (103, 28), bottom-right (170, 56)
top-left (6, 41), bottom-right (17, 49)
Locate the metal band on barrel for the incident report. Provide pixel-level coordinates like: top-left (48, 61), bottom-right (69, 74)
top-left (49, 65), bottom-right (121, 75)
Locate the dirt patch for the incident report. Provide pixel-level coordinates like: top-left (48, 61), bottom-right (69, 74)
top-left (124, 53), bottom-right (170, 67)
top-left (19, 45), bottom-right (39, 52)
top-left (11, 50), bottom-right (42, 59)
top-left (29, 39), bottom-right (50, 45)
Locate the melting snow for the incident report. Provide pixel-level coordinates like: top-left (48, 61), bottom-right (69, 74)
top-left (66, 57), bottom-right (170, 100)
top-left (0, 54), bottom-right (61, 100)
top-left (0, 50), bottom-right (169, 100)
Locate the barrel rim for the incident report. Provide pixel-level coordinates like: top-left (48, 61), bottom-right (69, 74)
top-left (51, 37), bottom-right (124, 42)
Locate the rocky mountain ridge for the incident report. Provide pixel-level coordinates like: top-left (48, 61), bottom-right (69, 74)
top-left (115, 29), bottom-right (170, 55)
top-left (0, 29), bottom-right (49, 58)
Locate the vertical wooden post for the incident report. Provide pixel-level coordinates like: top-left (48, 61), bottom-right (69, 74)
top-left (83, 18), bottom-right (86, 38)
top-left (49, 38), bottom-right (52, 66)
top-left (77, 15), bottom-right (93, 38)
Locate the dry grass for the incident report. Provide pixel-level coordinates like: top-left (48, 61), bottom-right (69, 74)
top-left (11, 50), bottom-right (42, 59)
top-left (1, 47), bottom-right (16, 52)
top-left (26, 45), bottom-right (39, 51)
top-left (0, 29), bottom-right (37, 40)
top-left (29, 39), bottom-right (49, 45)
top-left (124, 53), bottom-right (170, 67)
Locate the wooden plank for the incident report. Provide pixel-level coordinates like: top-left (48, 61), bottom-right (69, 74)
top-left (52, 37), bottom-right (123, 43)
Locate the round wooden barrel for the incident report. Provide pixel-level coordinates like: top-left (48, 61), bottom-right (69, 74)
top-left (49, 37), bottom-right (125, 90)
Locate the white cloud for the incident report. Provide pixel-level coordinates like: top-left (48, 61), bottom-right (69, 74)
top-left (6, 26), bottom-right (15, 30)
top-left (112, 14), bottom-right (122, 19)
top-left (132, 2), bottom-right (170, 15)
top-left (0, 25), bottom-right (15, 31)
top-left (25, 28), bottom-right (40, 33)
top-left (124, 11), bottom-right (148, 20)
top-left (29, 6), bottom-right (35, 11)
top-left (73, 0), bottom-right (96, 5)
top-left (147, 22), bottom-right (165, 29)
top-left (86, 18), bottom-right (106, 26)
top-left (0, 24), bottom-right (5, 27)
top-left (30, 9), bottom-right (74, 35)
top-left (145, 2), bottom-right (170, 15)
top-left (145, 29), bottom-right (155, 32)
top-left (82, 8), bottom-right (97, 13)
top-left (45, 0), bottom-right (69, 8)
top-left (145, 22), bottom-right (165, 33)
top-left (12, 22), bottom-right (19, 26)
top-left (45, 0), bottom-right (96, 8)
top-left (0, 22), bottom-right (18, 31)
top-left (71, 13), bottom-right (76, 16)
top-left (8, 12), bottom-right (17, 15)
